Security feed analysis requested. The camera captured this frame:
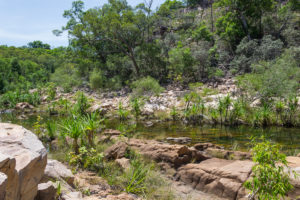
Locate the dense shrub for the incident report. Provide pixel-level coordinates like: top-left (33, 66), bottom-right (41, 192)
top-left (237, 47), bottom-right (300, 102)
top-left (231, 35), bottom-right (284, 73)
top-left (131, 76), bottom-right (164, 97)
top-left (50, 63), bottom-right (81, 92)
top-left (89, 68), bottom-right (105, 89)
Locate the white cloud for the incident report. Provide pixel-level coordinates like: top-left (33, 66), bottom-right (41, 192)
top-left (0, 29), bottom-right (68, 47)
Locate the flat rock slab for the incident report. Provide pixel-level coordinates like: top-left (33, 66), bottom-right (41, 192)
top-left (175, 158), bottom-right (253, 200)
top-left (0, 123), bottom-right (47, 200)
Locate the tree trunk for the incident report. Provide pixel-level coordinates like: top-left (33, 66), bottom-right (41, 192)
top-left (129, 49), bottom-right (140, 77)
top-left (210, 1), bottom-right (214, 32)
top-left (73, 139), bottom-right (79, 155)
top-left (240, 13), bottom-right (251, 40)
top-left (88, 130), bottom-right (94, 147)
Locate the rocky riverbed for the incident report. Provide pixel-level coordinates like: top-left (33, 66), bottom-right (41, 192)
top-left (1, 123), bottom-right (300, 200)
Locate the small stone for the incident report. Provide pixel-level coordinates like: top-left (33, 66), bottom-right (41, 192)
top-left (35, 181), bottom-right (57, 200)
top-left (116, 158), bottom-right (131, 170)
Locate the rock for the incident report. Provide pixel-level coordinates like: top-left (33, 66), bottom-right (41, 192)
top-left (74, 171), bottom-right (112, 198)
top-left (103, 129), bottom-right (121, 136)
top-left (128, 139), bottom-right (209, 168)
top-left (43, 159), bottom-right (75, 187)
top-left (116, 158), bottom-right (131, 170)
top-left (62, 192), bottom-right (82, 200)
top-left (105, 193), bottom-right (137, 200)
top-left (0, 172), bottom-right (7, 200)
top-left (104, 141), bottom-right (128, 160)
top-left (175, 158), bottom-right (254, 200)
top-left (35, 181), bottom-right (57, 200)
top-left (166, 137), bottom-right (192, 144)
top-left (205, 148), bottom-right (251, 160)
top-left (0, 123), bottom-right (47, 200)
top-left (0, 153), bottom-right (17, 200)
top-left (144, 121), bottom-right (154, 127)
top-left (15, 102), bottom-right (34, 110)
top-left (193, 143), bottom-right (222, 151)
top-left (143, 103), bottom-right (154, 115)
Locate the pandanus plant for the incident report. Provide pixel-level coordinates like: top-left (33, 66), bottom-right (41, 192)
top-left (83, 112), bottom-right (102, 147)
top-left (130, 97), bottom-right (143, 120)
top-left (61, 119), bottom-right (83, 154)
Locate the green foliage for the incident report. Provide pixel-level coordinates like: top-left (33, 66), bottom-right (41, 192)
top-left (45, 120), bottom-right (57, 140)
top-left (157, 0), bottom-right (184, 17)
top-left (237, 48), bottom-right (300, 102)
top-left (27, 41), bottom-right (51, 49)
top-left (0, 90), bottom-right (41, 108)
top-left (130, 97), bottom-right (144, 119)
top-left (61, 117), bottom-right (84, 154)
top-left (244, 137), bottom-right (296, 199)
top-left (232, 35), bottom-right (284, 72)
top-left (125, 157), bottom-right (151, 194)
top-left (46, 83), bottom-right (56, 101)
top-left (68, 146), bottom-right (104, 171)
top-left (192, 23), bottom-right (213, 42)
top-left (117, 102), bottom-right (130, 121)
top-left (83, 112), bottom-right (103, 146)
top-left (0, 45), bottom-right (65, 95)
top-left (170, 106), bottom-right (178, 121)
top-left (168, 43), bottom-right (195, 83)
top-left (89, 68), bottom-right (105, 90)
top-left (131, 76), bottom-right (164, 97)
top-left (73, 92), bottom-right (90, 116)
top-left (183, 91), bottom-right (205, 124)
top-left (33, 115), bottom-right (43, 137)
top-left (50, 63), bottom-right (81, 92)
top-left (215, 0), bottom-right (275, 47)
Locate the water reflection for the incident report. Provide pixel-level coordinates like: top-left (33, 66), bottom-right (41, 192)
top-left (1, 113), bottom-right (300, 155)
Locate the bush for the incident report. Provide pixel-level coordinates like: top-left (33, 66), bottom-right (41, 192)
top-left (131, 76), bottom-right (164, 97)
top-left (232, 35), bottom-right (284, 72)
top-left (50, 63), bottom-right (81, 92)
top-left (89, 68), bottom-right (104, 89)
top-left (244, 137), bottom-right (296, 199)
top-left (237, 47), bottom-right (300, 101)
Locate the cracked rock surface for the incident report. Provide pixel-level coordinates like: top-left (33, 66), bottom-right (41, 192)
top-left (0, 123), bottom-right (47, 200)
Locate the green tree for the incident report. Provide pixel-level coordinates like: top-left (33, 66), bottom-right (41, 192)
top-left (28, 41), bottom-right (51, 49)
top-left (59, 0), bottom-right (151, 77)
top-left (215, 0), bottom-right (275, 47)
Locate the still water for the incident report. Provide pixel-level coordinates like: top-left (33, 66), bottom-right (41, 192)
top-left (1, 112), bottom-right (300, 155)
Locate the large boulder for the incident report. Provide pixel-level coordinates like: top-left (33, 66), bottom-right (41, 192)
top-left (0, 123), bottom-right (47, 200)
top-left (0, 153), bottom-right (18, 200)
top-left (175, 158), bottom-right (253, 200)
top-left (42, 159), bottom-right (75, 186)
top-left (0, 172), bottom-right (8, 200)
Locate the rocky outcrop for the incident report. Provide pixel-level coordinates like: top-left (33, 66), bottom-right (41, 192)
top-left (128, 139), bottom-right (209, 168)
top-left (175, 158), bottom-right (253, 200)
top-left (104, 139), bottom-right (209, 168)
top-left (0, 123), bottom-right (47, 200)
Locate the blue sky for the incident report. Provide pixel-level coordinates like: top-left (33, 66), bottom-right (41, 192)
top-left (0, 0), bottom-right (163, 48)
